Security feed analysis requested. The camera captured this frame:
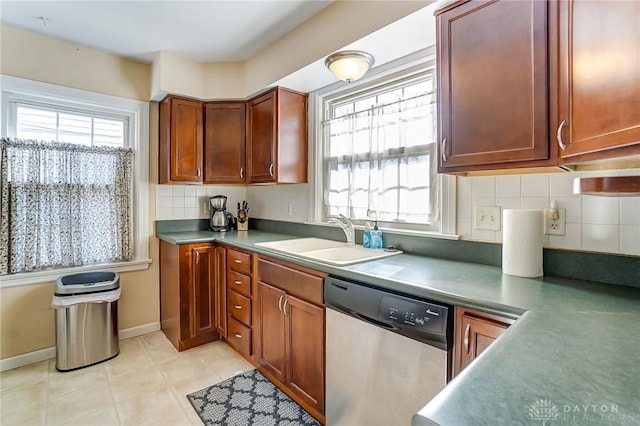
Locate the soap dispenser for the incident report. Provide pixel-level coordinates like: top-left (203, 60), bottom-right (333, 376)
top-left (370, 221), bottom-right (383, 249)
top-left (363, 222), bottom-right (372, 248)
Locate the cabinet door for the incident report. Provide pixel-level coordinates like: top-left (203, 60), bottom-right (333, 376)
top-left (191, 246), bottom-right (216, 339)
top-left (214, 246), bottom-right (227, 337)
top-left (285, 295), bottom-right (325, 414)
top-left (453, 308), bottom-right (510, 376)
top-left (159, 96), bottom-right (203, 183)
top-left (437, 0), bottom-right (550, 173)
top-left (256, 281), bottom-right (287, 383)
top-left (203, 102), bottom-right (247, 183)
top-left (247, 90), bottom-right (277, 183)
top-left (555, 0), bottom-right (640, 162)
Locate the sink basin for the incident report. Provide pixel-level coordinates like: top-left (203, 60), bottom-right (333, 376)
top-left (254, 237), bottom-right (402, 266)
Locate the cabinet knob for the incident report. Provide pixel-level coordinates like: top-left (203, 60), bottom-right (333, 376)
top-left (441, 138), bottom-right (447, 162)
top-left (234, 304), bottom-right (242, 310)
top-left (556, 120), bottom-right (567, 151)
top-left (234, 332), bottom-right (242, 338)
top-left (269, 164), bottom-right (274, 178)
top-left (282, 297), bottom-right (289, 316)
top-left (197, 167), bottom-right (201, 177)
top-left (234, 280), bottom-right (242, 285)
top-left (195, 250), bottom-right (200, 264)
top-left (240, 167), bottom-right (244, 179)
top-left (234, 259), bottom-right (242, 264)
top-left (278, 294), bottom-right (284, 313)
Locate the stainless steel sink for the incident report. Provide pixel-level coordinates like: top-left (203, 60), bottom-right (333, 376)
top-left (254, 237), bottom-right (402, 266)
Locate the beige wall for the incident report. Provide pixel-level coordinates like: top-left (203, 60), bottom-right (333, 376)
top-left (0, 25), bottom-right (150, 101)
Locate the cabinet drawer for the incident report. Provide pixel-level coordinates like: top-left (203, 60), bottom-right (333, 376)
top-left (228, 249), bottom-right (251, 274)
top-left (227, 270), bottom-right (251, 297)
top-left (228, 290), bottom-right (251, 326)
top-left (258, 257), bottom-right (325, 306)
top-left (227, 317), bottom-right (251, 356)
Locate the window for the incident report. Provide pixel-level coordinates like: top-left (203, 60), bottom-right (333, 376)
top-left (0, 75), bottom-right (150, 286)
top-left (316, 52), bottom-right (444, 233)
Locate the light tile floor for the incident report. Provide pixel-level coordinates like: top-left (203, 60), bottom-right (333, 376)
top-left (0, 332), bottom-right (254, 426)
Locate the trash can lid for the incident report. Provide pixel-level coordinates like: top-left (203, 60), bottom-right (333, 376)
top-left (55, 271), bottom-right (120, 295)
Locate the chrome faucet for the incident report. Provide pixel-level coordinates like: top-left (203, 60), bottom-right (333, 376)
top-left (328, 214), bottom-right (355, 246)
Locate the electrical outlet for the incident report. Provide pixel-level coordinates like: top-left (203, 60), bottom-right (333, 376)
top-left (544, 207), bottom-right (566, 235)
top-left (474, 206), bottom-right (501, 231)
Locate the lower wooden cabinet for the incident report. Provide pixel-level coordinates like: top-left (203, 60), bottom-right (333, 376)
top-left (159, 241), bottom-right (220, 351)
top-left (214, 246), bottom-right (227, 337)
top-left (453, 306), bottom-right (514, 376)
top-left (225, 247), bottom-right (253, 357)
top-left (255, 256), bottom-right (326, 420)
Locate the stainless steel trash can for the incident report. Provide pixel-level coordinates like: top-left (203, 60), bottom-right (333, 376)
top-left (53, 271), bottom-right (120, 371)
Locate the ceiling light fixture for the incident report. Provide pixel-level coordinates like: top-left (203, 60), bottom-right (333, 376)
top-left (325, 50), bottom-right (375, 83)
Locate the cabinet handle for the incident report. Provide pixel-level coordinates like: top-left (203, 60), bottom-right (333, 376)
top-left (278, 294), bottom-right (284, 313)
top-left (441, 138), bottom-right (447, 162)
top-left (556, 120), bottom-right (567, 151)
top-left (197, 167), bottom-right (201, 177)
top-left (283, 297), bottom-right (289, 316)
top-left (234, 259), bottom-right (242, 264)
top-left (240, 167), bottom-right (244, 179)
top-left (463, 323), bottom-right (470, 355)
top-left (234, 304), bottom-right (242, 310)
top-left (234, 280), bottom-right (242, 285)
top-left (269, 164), bottom-right (274, 178)
top-left (234, 332), bottom-right (242, 338)
top-left (195, 250), bottom-right (200, 264)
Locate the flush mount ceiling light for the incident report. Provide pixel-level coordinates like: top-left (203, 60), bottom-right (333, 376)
top-left (325, 50), bottom-right (375, 83)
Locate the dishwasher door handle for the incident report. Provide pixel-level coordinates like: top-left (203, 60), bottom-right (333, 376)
top-left (352, 311), bottom-right (396, 331)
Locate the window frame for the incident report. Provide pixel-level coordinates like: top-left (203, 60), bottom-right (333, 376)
top-left (0, 74), bottom-right (151, 287)
top-left (308, 47), bottom-right (457, 237)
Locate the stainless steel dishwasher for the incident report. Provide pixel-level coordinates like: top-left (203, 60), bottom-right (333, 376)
top-left (324, 276), bottom-right (453, 426)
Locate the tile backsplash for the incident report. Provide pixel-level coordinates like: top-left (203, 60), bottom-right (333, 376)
top-left (155, 185), bottom-right (247, 220)
top-left (457, 169), bottom-right (640, 256)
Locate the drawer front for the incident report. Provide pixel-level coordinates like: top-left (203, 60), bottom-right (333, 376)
top-left (258, 257), bottom-right (325, 306)
top-left (228, 249), bottom-right (251, 274)
top-left (227, 317), bottom-right (251, 356)
top-left (227, 270), bottom-right (251, 297)
top-left (228, 290), bottom-right (251, 326)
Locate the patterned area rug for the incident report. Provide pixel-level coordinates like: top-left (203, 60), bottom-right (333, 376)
top-left (187, 369), bottom-right (321, 426)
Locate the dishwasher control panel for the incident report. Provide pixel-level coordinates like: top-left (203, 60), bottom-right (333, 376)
top-left (380, 295), bottom-right (447, 334)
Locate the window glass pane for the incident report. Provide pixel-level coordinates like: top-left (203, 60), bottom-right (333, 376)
top-left (323, 70), bottom-right (438, 226)
top-left (16, 106), bottom-right (57, 141)
top-left (94, 118), bottom-right (125, 147)
top-left (59, 113), bottom-right (92, 145)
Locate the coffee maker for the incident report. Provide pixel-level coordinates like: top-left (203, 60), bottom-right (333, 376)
top-left (209, 195), bottom-right (235, 232)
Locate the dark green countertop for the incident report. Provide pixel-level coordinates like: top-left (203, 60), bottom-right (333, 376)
top-left (157, 229), bottom-right (640, 425)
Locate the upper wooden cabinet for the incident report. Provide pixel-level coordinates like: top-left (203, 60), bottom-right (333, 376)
top-left (159, 96), bottom-right (203, 183)
top-left (554, 0), bottom-right (640, 163)
top-left (247, 87), bottom-right (308, 184)
top-left (203, 102), bottom-right (246, 184)
top-left (436, 0), bottom-right (640, 174)
top-left (437, 0), bottom-right (551, 173)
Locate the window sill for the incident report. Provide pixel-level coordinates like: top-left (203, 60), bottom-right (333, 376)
top-left (305, 221), bottom-right (460, 241)
top-left (0, 259), bottom-right (153, 289)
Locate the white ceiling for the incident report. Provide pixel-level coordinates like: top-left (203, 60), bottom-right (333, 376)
top-left (0, 0), bottom-right (334, 63)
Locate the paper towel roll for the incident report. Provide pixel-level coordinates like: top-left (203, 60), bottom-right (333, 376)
top-left (502, 209), bottom-right (544, 277)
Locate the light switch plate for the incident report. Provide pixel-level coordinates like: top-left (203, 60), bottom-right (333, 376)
top-left (474, 206), bottom-right (501, 231)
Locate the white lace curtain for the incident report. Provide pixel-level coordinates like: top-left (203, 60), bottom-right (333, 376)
top-left (323, 93), bottom-right (439, 224)
top-left (0, 138), bottom-right (134, 275)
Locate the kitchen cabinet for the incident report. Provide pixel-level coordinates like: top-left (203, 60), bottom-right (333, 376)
top-left (436, 0), bottom-right (640, 174)
top-left (453, 306), bottom-right (513, 376)
top-left (159, 241), bottom-right (219, 351)
top-left (159, 95), bottom-right (203, 183)
top-left (246, 87), bottom-right (308, 184)
top-left (214, 246), bottom-right (227, 337)
top-left (225, 247), bottom-right (253, 357)
top-left (436, 0), bottom-right (551, 173)
top-left (255, 256), bottom-right (326, 420)
top-left (554, 0), bottom-right (640, 163)
top-left (203, 102), bottom-right (247, 183)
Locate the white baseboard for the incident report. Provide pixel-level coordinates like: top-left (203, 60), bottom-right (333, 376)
top-left (0, 321), bottom-right (161, 372)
